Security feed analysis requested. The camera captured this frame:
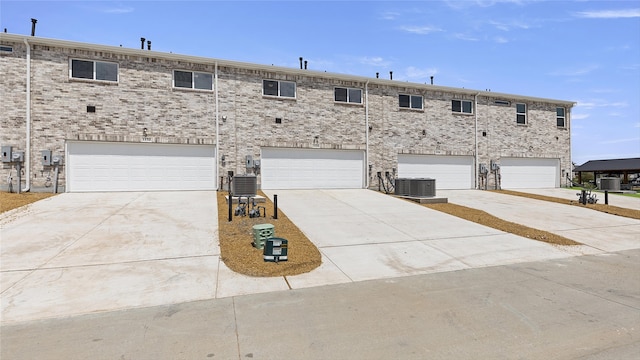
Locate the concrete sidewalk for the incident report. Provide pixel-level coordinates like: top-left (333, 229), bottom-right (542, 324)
top-left (3, 249), bottom-right (639, 360)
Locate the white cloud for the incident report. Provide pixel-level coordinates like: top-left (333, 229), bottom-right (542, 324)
top-left (494, 36), bottom-right (509, 43)
top-left (359, 56), bottom-right (391, 67)
top-left (571, 113), bottom-right (589, 120)
top-left (488, 20), bottom-right (531, 31)
top-left (575, 9), bottom-right (640, 19)
top-left (446, 0), bottom-right (532, 9)
top-left (399, 25), bottom-right (443, 35)
top-left (621, 63), bottom-right (640, 71)
top-left (380, 11), bottom-right (400, 20)
top-left (598, 137), bottom-right (640, 145)
top-left (100, 6), bottom-right (134, 14)
top-left (405, 66), bottom-right (438, 80)
top-left (576, 100), bottom-right (628, 109)
top-left (453, 33), bottom-right (480, 41)
top-left (549, 64), bottom-right (599, 77)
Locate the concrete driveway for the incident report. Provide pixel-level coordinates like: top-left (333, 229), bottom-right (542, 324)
top-left (3, 189), bottom-right (639, 358)
top-left (3, 188), bottom-right (638, 324)
top-left (1, 192), bottom-right (220, 324)
top-left (263, 189), bottom-right (576, 285)
top-left (439, 189), bottom-right (640, 252)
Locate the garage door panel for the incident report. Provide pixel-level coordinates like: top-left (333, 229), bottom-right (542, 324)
top-left (500, 158), bottom-right (559, 189)
top-left (398, 155), bottom-right (474, 190)
top-left (261, 148), bottom-right (364, 189)
top-left (67, 142), bottom-right (216, 192)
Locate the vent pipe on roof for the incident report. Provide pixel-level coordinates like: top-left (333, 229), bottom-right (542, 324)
top-left (304, 60), bottom-right (307, 70)
top-left (30, 18), bottom-right (37, 36)
top-left (430, 76), bottom-right (434, 85)
top-left (140, 37), bottom-right (145, 50)
top-left (376, 72), bottom-right (379, 78)
top-left (299, 57), bottom-right (303, 69)
top-left (147, 40), bottom-right (151, 50)
top-left (389, 71), bottom-right (393, 80)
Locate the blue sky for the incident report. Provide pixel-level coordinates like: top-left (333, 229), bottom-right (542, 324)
top-left (1, 0), bottom-right (639, 166)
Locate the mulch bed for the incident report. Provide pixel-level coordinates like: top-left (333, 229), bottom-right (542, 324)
top-left (216, 191), bottom-right (322, 277)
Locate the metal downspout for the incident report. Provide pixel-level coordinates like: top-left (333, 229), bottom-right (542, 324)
top-left (365, 81), bottom-right (369, 189)
top-left (23, 38), bottom-right (31, 192)
top-left (474, 93), bottom-right (479, 189)
top-left (215, 62), bottom-right (220, 190)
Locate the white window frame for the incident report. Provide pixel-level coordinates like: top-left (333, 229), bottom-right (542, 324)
top-left (173, 70), bottom-right (213, 91)
top-left (399, 94), bottom-right (423, 110)
top-left (334, 87), bottom-right (363, 104)
top-left (516, 103), bottom-right (527, 125)
top-left (69, 58), bottom-right (119, 82)
top-left (452, 99), bottom-right (473, 114)
top-left (263, 79), bottom-right (296, 99)
top-left (556, 107), bottom-right (566, 128)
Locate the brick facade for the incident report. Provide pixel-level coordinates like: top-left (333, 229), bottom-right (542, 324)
top-left (0, 34), bottom-right (574, 191)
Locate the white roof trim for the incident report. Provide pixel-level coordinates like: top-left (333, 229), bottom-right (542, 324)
top-left (1, 33), bottom-right (576, 106)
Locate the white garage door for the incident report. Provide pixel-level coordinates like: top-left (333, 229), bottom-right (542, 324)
top-left (397, 154), bottom-right (474, 190)
top-left (67, 142), bottom-right (216, 192)
top-left (261, 148), bottom-right (364, 189)
top-left (500, 157), bottom-right (560, 189)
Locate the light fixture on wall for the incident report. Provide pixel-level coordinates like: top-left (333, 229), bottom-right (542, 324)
top-left (422, 129), bottom-right (426, 136)
top-left (143, 127), bottom-right (148, 137)
top-left (222, 115), bottom-right (227, 122)
top-left (369, 125), bottom-right (373, 131)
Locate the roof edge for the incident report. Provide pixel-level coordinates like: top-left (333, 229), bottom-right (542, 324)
top-left (1, 33), bottom-right (577, 106)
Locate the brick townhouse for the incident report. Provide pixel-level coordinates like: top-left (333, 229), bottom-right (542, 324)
top-left (0, 33), bottom-right (575, 192)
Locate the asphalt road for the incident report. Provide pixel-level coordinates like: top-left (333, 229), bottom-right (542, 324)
top-left (2, 249), bottom-right (639, 360)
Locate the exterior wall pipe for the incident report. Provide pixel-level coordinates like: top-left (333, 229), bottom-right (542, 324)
top-left (215, 61), bottom-right (220, 190)
top-left (567, 107), bottom-right (572, 188)
top-left (365, 80), bottom-right (370, 189)
top-left (23, 38), bottom-right (31, 192)
top-left (474, 93), bottom-right (479, 189)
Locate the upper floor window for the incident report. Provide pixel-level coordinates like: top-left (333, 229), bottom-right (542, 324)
top-left (335, 87), bottom-right (362, 104)
top-left (556, 107), bottom-right (566, 128)
top-left (263, 79), bottom-right (296, 98)
top-left (399, 94), bottom-right (423, 109)
top-left (0, 45), bottom-right (13, 53)
top-left (173, 70), bottom-right (213, 90)
top-left (70, 59), bottom-right (118, 82)
top-left (452, 99), bottom-right (472, 114)
top-left (516, 103), bottom-right (527, 124)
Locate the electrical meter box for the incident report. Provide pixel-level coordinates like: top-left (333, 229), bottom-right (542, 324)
top-left (52, 155), bottom-right (64, 165)
top-left (41, 150), bottom-right (52, 166)
top-left (12, 151), bottom-right (24, 163)
top-left (490, 160), bottom-right (500, 171)
top-left (479, 163), bottom-right (488, 174)
top-left (1, 146), bottom-right (12, 163)
top-left (263, 237), bottom-right (288, 262)
top-left (245, 155), bottom-right (254, 169)
top-left (253, 159), bottom-right (261, 168)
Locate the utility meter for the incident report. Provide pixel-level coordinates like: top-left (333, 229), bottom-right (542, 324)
top-left (12, 151), bottom-right (24, 162)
